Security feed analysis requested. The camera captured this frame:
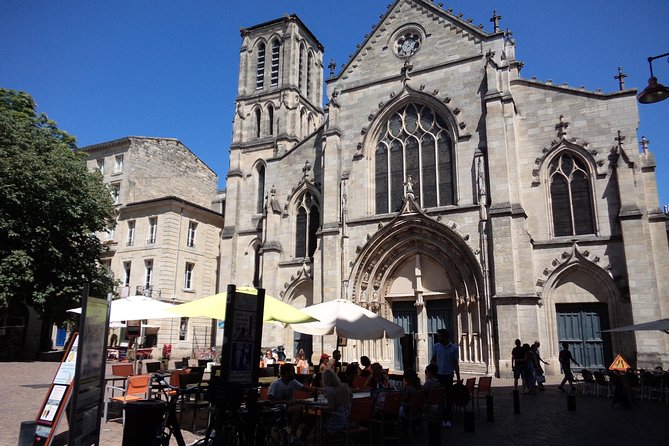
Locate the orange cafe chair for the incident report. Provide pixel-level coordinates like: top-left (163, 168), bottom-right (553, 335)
top-left (104, 374), bottom-right (151, 424)
top-left (474, 376), bottom-right (493, 414)
top-left (112, 363), bottom-right (134, 377)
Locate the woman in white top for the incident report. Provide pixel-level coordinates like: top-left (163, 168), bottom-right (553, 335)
top-left (263, 349), bottom-right (276, 366)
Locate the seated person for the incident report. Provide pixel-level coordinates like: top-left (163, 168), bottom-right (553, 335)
top-left (328, 349), bottom-right (342, 373)
top-left (359, 356), bottom-right (372, 377)
top-left (318, 353), bottom-right (330, 372)
top-left (321, 369), bottom-right (352, 434)
top-left (423, 363), bottom-right (440, 390)
top-left (263, 349), bottom-right (277, 367)
top-left (399, 368), bottom-right (422, 418)
top-left (268, 363), bottom-right (316, 444)
top-left (295, 351), bottom-right (310, 374)
top-left (364, 362), bottom-right (390, 390)
top-left (341, 363), bottom-right (359, 387)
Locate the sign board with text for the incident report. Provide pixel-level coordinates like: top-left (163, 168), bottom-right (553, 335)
top-left (220, 285), bottom-right (265, 385)
top-left (67, 294), bottom-right (110, 446)
top-left (34, 334), bottom-right (79, 445)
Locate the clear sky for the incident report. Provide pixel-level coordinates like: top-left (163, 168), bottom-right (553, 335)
top-left (2, 0), bottom-right (668, 204)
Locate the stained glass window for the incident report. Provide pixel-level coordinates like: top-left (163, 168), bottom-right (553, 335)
top-left (375, 103), bottom-right (454, 213)
top-left (549, 153), bottom-right (594, 236)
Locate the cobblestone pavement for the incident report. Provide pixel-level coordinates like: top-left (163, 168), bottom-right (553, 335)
top-left (1, 361), bottom-right (667, 445)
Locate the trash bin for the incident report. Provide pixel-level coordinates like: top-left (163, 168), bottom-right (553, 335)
top-left (122, 399), bottom-right (166, 446)
top-left (18, 420), bottom-right (36, 446)
top-left (463, 410), bottom-right (475, 433)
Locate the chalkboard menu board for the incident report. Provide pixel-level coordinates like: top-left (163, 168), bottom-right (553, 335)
top-left (68, 295), bottom-right (110, 445)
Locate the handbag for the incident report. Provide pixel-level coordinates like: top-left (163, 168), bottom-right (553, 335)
top-left (536, 374), bottom-right (546, 383)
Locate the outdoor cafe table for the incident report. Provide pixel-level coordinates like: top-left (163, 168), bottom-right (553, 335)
top-left (297, 398), bottom-right (329, 445)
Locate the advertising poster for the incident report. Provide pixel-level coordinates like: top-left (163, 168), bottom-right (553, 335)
top-left (221, 285), bottom-right (264, 384)
top-left (53, 336), bottom-right (78, 385)
top-left (34, 333), bottom-right (79, 445)
top-left (39, 385), bottom-right (68, 422)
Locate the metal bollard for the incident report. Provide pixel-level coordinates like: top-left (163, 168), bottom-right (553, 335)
top-left (486, 394), bottom-right (494, 422)
top-left (512, 389), bottom-right (520, 414)
top-left (567, 393), bottom-right (576, 411)
top-left (463, 410), bottom-right (475, 433)
top-left (18, 421), bottom-right (36, 446)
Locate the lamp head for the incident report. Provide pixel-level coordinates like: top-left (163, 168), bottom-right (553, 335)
top-left (638, 76), bottom-right (669, 104)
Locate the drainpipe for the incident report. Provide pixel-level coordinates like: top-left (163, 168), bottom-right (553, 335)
top-left (171, 207), bottom-right (184, 342)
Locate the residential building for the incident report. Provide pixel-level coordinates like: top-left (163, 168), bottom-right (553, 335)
top-left (82, 136), bottom-right (224, 359)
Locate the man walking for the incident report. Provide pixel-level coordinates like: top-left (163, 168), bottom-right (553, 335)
top-left (558, 342), bottom-right (580, 392)
top-left (431, 328), bottom-right (460, 427)
top-left (511, 339), bottom-right (526, 391)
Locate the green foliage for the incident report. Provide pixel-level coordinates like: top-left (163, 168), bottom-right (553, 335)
top-left (0, 88), bottom-right (116, 323)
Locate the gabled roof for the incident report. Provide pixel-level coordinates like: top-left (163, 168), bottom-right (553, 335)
top-left (329, 0), bottom-right (501, 83)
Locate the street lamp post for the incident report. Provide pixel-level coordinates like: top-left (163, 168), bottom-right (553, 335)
top-left (638, 52), bottom-right (669, 104)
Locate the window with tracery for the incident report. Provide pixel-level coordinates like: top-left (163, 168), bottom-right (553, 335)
top-left (549, 152), bottom-right (595, 237)
top-left (375, 103), bottom-right (454, 213)
top-left (270, 39), bottom-right (280, 87)
top-left (295, 191), bottom-right (320, 259)
top-left (256, 42), bottom-right (265, 90)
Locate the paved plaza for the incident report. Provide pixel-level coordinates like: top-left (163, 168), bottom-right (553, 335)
top-left (1, 361), bottom-right (666, 445)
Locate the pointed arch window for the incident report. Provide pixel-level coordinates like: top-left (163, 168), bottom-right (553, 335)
top-left (270, 39), bottom-right (280, 87)
top-left (256, 42), bottom-right (266, 90)
top-left (256, 164), bottom-right (265, 214)
top-left (374, 103), bottom-right (454, 213)
top-left (268, 105), bottom-right (274, 135)
top-left (253, 243), bottom-right (261, 288)
top-left (306, 52), bottom-right (313, 99)
top-left (549, 152), bottom-right (595, 236)
top-left (255, 108), bottom-right (262, 138)
top-left (295, 191), bottom-right (320, 259)
top-left (298, 44), bottom-right (305, 93)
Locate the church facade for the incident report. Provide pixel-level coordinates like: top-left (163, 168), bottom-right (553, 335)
top-left (220, 0), bottom-right (669, 375)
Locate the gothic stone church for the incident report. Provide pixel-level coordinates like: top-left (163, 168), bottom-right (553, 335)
top-left (219, 0), bottom-right (669, 376)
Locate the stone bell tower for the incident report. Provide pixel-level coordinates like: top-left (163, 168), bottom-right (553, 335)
top-left (231, 14), bottom-right (324, 155)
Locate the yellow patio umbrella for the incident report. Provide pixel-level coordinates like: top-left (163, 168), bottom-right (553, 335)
top-left (166, 287), bottom-right (318, 324)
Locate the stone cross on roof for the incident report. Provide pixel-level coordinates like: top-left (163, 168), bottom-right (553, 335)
top-left (614, 66), bottom-right (627, 91)
top-left (615, 130), bottom-right (625, 145)
top-left (490, 10), bottom-right (502, 33)
top-left (556, 115), bottom-right (569, 138)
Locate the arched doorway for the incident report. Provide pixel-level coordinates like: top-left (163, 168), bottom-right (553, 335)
top-left (349, 199), bottom-right (489, 373)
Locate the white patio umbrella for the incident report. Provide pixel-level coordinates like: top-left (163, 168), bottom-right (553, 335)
top-left (601, 318), bottom-right (669, 334)
top-left (67, 295), bottom-right (178, 322)
top-left (290, 299), bottom-right (405, 340)
top-left (68, 296), bottom-right (178, 372)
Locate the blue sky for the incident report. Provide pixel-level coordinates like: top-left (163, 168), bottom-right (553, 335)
top-left (2, 0), bottom-right (669, 204)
